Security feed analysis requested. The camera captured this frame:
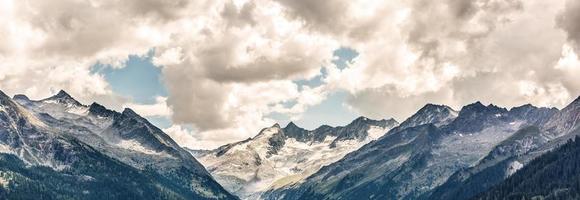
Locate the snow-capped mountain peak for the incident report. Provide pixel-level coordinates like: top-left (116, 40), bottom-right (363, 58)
top-left (254, 123), bottom-right (283, 139)
top-left (12, 94), bottom-right (30, 102)
top-left (194, 116), bottom-right (399, 199)
top-left (42, 90), bottom-right (83, 107)
top-left (0, 90), bottom-right (10, 100)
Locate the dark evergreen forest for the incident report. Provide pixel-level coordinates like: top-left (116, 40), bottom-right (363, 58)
top-left (474, 136), bottom-right (580, 200)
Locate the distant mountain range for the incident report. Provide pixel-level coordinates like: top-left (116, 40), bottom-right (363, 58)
top-left (1, 89), bottom-right (579, 200)
top-left (202, 97), bottom-right (578, 200)
top-left (191, 117), bottom-right (399, 199)
top-left (260, 98), bottom-right (579, 200)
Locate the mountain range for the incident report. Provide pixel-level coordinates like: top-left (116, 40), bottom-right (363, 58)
top-left (201, 98), bottom-right (579, 200)
top-left (1, 89), bottom-right (579, 200)
top-left (259, 98), bottom-right (579, 200)
top-left (0, 90), bottom-right (236, 199)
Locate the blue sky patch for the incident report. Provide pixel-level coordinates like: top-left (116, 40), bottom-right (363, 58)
top-left (332, 47), bottom-right (359, 70)
top-left (91, 51), bottom-right (168, 104)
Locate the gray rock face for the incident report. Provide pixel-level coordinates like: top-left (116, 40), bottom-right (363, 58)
top-left (445, 102), bottom-right (510, 133)
top-left (429, 126), bottom-right (547, 200)
top-left (543, 96), bottom-right (580, 137)
top-left (508, 104), bottom-right (558, 126)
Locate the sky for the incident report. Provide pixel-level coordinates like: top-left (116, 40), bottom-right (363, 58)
top-left (0, 0), bottom-right (579, 149)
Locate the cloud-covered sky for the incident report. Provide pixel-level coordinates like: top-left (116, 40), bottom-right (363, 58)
top-left (0, 0), bottom-right (579, 149)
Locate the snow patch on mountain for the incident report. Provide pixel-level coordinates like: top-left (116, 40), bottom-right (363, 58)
top-left (117, 140), bottom-right (165, 155)
top-left (506, 160), bottom-right (523, 176)
top-left (0, 174), bottom-right (11, 189)
top-left (367, 125), bottom-right (390, 141)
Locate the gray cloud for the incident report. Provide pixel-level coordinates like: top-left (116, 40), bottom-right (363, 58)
top-left (273, 0), bottom-right (350, 33)
top-left (162, 60), bottom-right (231, 130)
top-left (557, 0), bottom-right (580, 53)
top-left (222, 0), bottom-right (256, 27)
top-left (404, 0), bottom-right (523, 62)
top-left (120, 0), bottom-right (190, 21)
top-left (196, 35), bottom-right (328, 83)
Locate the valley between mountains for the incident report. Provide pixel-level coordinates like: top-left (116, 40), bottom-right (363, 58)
top-left (0, 89), bottom-right (579, 200)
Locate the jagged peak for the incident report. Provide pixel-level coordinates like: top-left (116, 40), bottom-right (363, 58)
top-left (486, 103), bottom-right (507, 111)
top-left (463, 101), bottom-right (485, 109)
top-left (50, 90), bottom-right (77, 102)
top-left (397, 103), bottom-right (457, 130)
top-left (459, 101), bottom-right (507, 115)
top-left (348, 116), bottom-right (399, 127)
top-left (0, 90), bottom-right (9, 99)
top-left (512, 103), bottom-right (536, 110)
top-left (283, 121), bottom-right (308, 131)
top-left (285, 121), bottom-right (299, 129)
top-left (353, 116), bottom-right (370, 122)
top-left (122, 107), bottom-right (141, 118)
top-left (509, 103), bottom-right (560, 113)
top-left (557, 95), bottom-right (580, 112)
top-left (417, 103), bottom-right (456, 114)
top-left (574, 95), bottom-right (580, 103)
top-left (381, 117), bottom-right (399, 123)
top-left (0, 90), bottom-right (14, 108)
top-left (43, 90), bottom-right (83, 106)
top-left (253, 124), bottom-right (284, 139)
top-left (316, 124), bottom-right (333, 130)
top-left (88, 102), bottom-right (117, 118)
top-left (89, 102), bottom-right (106, 110)
top-left (55, 90), bottom-right (71, 98)
top-left (509, 103), bottom-right (536, 113)
top-left (12, 94), bottom-right (30, 101)
top-left (415, 103), bottom-right (454, 116)
top-left (349, 116), bottom-right (374, 125)
top-left (568, 96), bottom-right (580, 107)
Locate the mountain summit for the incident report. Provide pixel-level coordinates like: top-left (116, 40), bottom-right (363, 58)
top-left (397, 103), bottom-right (457, 130)
top-left (41, 90), bottom-right (83, 107)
